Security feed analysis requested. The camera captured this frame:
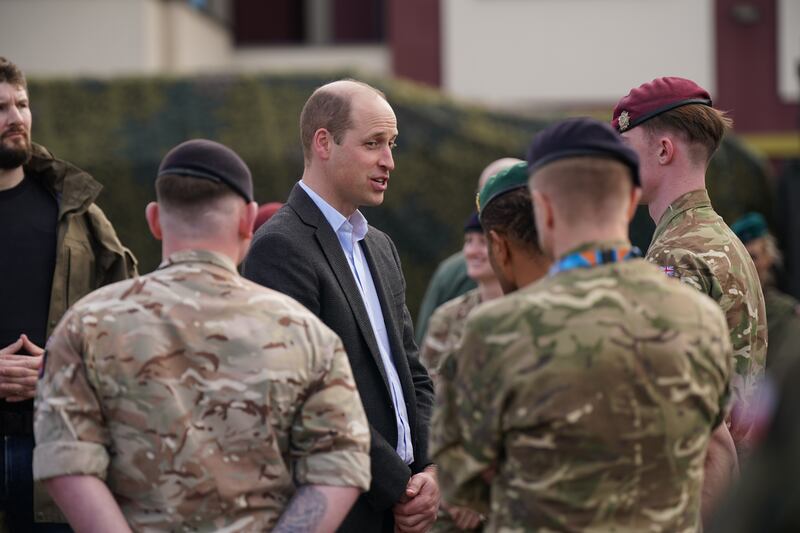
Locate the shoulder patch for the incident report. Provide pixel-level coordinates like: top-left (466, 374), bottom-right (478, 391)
top-left (660, 265), bottom-right (678, 278)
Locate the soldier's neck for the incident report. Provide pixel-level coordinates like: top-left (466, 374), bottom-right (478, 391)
top-left (552, 224), bottom-right (630, 261)
top-left (161, 239), bottom-right (241, 267)
top-left (648, 168), bottom-right (707, 224)
top-left (478, 279), bottom-right (503, 302)
top-left (0, 166), bottom-right (24, 191)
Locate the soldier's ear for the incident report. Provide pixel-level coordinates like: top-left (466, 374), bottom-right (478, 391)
top-left (240, 201), bottom-right (259, 238)
top-left (531, 190), bottom-right (553, 232)
top-left (488, 230), bottom-right (509, 265)
top-left (657, 136), bottom-right (675, 165)
top-left (145, 202), bottom-right (162, 240)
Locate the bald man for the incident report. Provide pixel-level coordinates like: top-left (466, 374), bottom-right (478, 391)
top-left (243, 80), bottom-right (439, 533)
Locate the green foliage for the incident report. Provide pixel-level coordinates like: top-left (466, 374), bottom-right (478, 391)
top-left (27, 73), bottom-right (771, 316)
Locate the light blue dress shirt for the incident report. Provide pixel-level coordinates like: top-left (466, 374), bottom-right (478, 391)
top-left (298, 181), bottom-right (414, 464)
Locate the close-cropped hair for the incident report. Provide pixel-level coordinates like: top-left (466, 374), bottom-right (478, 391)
top-left (481, 187), bottom-right (541, 253)
top-left (155, 174), bottom-right (238, 211)
top-left (299, 79), bottom-right (386, 161)
top-left (532, 156), bottom-right (633, 225)
top-left (0, 57), bottom-right (27, 89)
top-left (641, 104), bottom-right (733, 164)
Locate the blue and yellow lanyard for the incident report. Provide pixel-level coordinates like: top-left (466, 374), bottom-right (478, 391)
top-left (549, 245), bottom-right (642, 276)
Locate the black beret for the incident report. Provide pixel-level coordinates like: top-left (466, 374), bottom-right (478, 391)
top-left (526, 118), bottom-right (640, 185)
top-left (158, 139), bottom-right (253, 203)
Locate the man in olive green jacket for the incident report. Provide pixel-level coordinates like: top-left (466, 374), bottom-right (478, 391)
top-left (0, 56), bottom-right (136, 532)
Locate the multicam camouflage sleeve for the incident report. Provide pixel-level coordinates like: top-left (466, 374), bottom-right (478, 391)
top-left (291, 331), bottom-right (371, 490)
top-left (646, 245), bottom-right (720, 296)
top-left (647, 191), bottom-right (767, 453)
top-left (430, 314), bottom-right (501, 516)
top-left (33, 309), bottom-right (110, 481)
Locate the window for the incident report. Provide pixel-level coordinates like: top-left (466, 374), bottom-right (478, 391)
top-left (233, 0), bottom-right (385, 45)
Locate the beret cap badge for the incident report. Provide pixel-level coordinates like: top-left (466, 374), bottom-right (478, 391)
top-left (618, 111), bottom-right (630, 132)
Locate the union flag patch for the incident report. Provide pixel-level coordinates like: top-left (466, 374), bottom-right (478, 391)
top-left (661, 265), bottom-right (678, 277)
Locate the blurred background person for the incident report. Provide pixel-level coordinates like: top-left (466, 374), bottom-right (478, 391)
top-left (420, 212), bottom-right (502, 384)
top-left (732, 211), bottom-right (800, 382)
top-left (416, 158), bottom-right (523, 345)
top-left (254, 201), bottom-right (283, 231)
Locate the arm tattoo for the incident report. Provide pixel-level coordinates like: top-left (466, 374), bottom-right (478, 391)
top-left (273, 486), bottom-right (328, 533)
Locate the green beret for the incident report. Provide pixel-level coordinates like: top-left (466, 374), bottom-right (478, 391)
top-left (477, 161), bottom-right (529, 216)
top-left (731, 212), bottom-right (768, 244)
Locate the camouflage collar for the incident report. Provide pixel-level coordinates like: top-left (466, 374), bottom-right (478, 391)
top-left (653, 189), bottom-right (712, 242)
top-left (158, 249), bottom-right (239, 274)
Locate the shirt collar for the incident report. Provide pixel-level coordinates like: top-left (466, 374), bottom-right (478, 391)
top-left (158, 249), bottom-right (239, 274)
top-left (299, 180), bottom-right (369, 241)
top-left (653, 189), bottom-right (712, 241)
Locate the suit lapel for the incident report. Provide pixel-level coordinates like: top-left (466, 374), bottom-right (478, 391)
top-left (289, 185), bottom-right (391, 391)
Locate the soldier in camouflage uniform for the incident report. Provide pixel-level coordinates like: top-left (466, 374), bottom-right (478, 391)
top-left (732, 212), bottom-right (800, 382)
top-left (416, 158), bottom-right (525, 345)
top-left (33, 140), bottom-right (371, 532)
top-left (612, 78), bottom-right (767, 459)
top-left (428, 162), bottom-right (551, 533)
top-left (432, 118), bottom-right (733, 532)
top-left (421, 212), bottom-right (502, 385)
top-left (421, 214), bottom-right (496, 533)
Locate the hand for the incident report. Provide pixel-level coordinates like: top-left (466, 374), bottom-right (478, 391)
top-left (0, 335), bottom-right (44, 401)
top-left (444, 503), bottom-right (483, 531)
top-left (393, 466), bottom-right (440, 533)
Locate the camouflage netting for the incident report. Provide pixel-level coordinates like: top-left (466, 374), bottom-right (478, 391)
top-left (27, 73), bottom-right (773, 314)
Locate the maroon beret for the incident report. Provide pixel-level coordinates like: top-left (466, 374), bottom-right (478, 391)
top-left (612, 77), bottom-right (712, 133)
top-left (255, 202), bottom-right (283, 230)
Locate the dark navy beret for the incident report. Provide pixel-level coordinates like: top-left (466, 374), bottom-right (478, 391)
top-left (526, 117), bottom-right (640, 185)
top-left (612, 77), bottom-right (712, 133)
top-left (158, 139), bottom-right (253, 203)
top-left (463, 212), bottom-right (482, 233)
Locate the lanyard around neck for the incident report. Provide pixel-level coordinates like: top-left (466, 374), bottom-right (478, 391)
top-left (549, 245), bottom-right (641, 276)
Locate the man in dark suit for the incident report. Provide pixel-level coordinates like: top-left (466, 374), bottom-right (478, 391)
top-left (243, 79), bottom-right (439, 532)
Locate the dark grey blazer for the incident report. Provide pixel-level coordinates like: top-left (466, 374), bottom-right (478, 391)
top-left (242, 184), bottom-right (434, 531)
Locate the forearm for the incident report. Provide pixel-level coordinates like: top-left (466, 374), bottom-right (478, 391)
top-left (44, 475), bottom-right (131, 533)
top-left (274, 485), bottom-right (360, 533)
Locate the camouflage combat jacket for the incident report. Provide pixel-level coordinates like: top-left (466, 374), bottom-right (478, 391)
top-left (646, 189), bottom-right (767, 445)
top-left (33, 250), bottom-right (371, 532)
top-left (420, 288), bottom-right (482, 381)
top-left (432, 244), bottom-right (732, 532)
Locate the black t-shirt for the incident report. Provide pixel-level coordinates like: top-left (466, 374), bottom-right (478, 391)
top-left (0, 176), bottom-right (58, 413)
